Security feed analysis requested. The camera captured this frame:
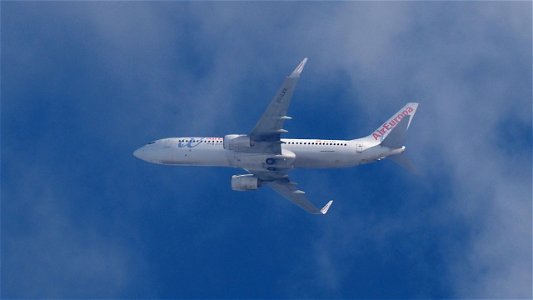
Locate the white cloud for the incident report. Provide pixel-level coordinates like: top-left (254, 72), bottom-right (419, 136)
top-left (3, 160), bottom-right (148, 297)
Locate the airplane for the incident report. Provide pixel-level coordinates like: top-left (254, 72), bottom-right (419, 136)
top-left (133, 58), bottom-right (418, 215)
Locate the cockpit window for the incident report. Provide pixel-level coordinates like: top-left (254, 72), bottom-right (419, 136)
top-left (147, 141), bottom-right (156, 145)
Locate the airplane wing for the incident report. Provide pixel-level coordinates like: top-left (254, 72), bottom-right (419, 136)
top-left (267, 178), bottom-right (333, 215)
top-left (245, 59), bottom-right (333, 215)
top-left (249, 58), bottom-right (308, 154)
top-left (250, 168), bottom-right (332, 214)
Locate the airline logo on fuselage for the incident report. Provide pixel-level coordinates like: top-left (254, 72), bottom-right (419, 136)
top-left (177, 137), bottom-right (221, 148)
top-left (372, 106), bottom-right (414, 140)
top-left (178, 138), bottom-right (204, 148)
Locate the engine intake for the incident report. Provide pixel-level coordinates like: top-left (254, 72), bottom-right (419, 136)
top-left (231, 174), bottom-right (260, 191)
top-left (223, 134), bottom-right (252, 151)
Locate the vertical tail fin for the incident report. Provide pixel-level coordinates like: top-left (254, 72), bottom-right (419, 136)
top-left (369, 103), bottom-right (418, 146)
top-left (381, 115), bottom-right (410, 148)
top-left (370, 103), bottom-right (419, 174)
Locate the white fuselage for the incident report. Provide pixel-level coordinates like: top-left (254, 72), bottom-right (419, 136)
top-left (133, 136), bottom-right (405, 171)
top-left (132, 57), bottom-right (418, 215)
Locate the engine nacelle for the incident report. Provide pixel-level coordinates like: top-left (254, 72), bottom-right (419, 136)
top-left (223, 134), bottom-right (252, 151)
top-left (231, 174), bottom-right (260, 191)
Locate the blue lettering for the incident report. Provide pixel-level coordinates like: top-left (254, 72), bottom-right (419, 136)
top-left (178, 137), bottom-right (204, 148)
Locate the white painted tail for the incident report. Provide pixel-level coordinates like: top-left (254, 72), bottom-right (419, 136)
top-left (369, 103), bottom-right (418, 145)
top-left (372, 103), bottom-right (419, 173)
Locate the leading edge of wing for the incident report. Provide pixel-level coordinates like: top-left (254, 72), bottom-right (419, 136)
top-left (267, 179), bottom-right (333, 215)
top-left (249, 58), bottom-right (308, 148)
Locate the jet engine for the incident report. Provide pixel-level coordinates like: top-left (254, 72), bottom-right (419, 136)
top-left (223, 134), bottom-right (252, 151)
top-left (231, 174), bottom-right (260, 191)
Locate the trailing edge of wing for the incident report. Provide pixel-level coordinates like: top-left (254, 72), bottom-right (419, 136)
top-left (249, 58), bottom-right (308, 152)
top-left (267, 179), bottom-right (333, 215)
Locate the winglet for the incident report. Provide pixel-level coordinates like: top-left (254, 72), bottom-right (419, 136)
top-left (290, 57), bottom-right (308, 77)
top-left (320, 200), bottom-right (334, 215)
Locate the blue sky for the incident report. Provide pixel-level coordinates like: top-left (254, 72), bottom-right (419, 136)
top-left (2, 2), bottom-right (531, 298)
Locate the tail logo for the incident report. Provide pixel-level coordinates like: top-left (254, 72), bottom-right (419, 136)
top-left (372, 106), bottom-right (414, 140)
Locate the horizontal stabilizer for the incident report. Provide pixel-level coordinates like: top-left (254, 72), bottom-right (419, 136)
top-left (389, 153), bottom-right (418, 174)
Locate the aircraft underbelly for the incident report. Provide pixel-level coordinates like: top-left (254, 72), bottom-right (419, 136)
top-left (158, 147), bottom-right (230, 167)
